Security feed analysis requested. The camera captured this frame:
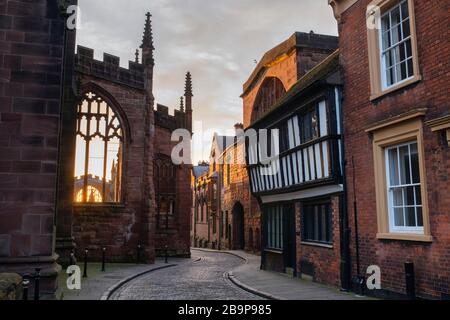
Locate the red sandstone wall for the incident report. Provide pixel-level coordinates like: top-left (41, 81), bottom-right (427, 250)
top-left (154, 125), bottom-right (191, 257)
top-left (339, 0), bottom-right (449, 298)
top-left (72, 76), bottom-right (155, 262)
top-left (0, 0), bottom-right (66, 293)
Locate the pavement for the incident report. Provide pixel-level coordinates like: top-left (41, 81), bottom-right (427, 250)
top-left (56, 249), bottom-right (371, 300)
top-left (56, 259), bottom-right (179, 300)
top-left (212, 249), bottom-right (369, 300)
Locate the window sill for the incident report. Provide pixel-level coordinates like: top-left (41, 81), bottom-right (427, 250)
top-left (301, 241), bottom-right (333, 249)
top-left (370, 75), bottom-right (422, 101)
top-left (264, 248), bottom-right (283, 254)
top-left (377, 233), bottom-right (433, 243)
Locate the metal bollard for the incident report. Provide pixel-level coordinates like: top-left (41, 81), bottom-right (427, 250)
top-left (69, 250), bottom-right (76, 266)
top-left (164, 245), bottom-right (168, 264)
top-left (405, 262), bottom-right (416, 300)
top-left (34, 268), bottom-right (41, 301)
top-left (83, 249), bottom-right (88, 278)
top-left (137, 244), bottom-right (141, 264)
top-left (22, 276), bottom-right (30, 301)
top-left (101, 247), bottom-right (106, 272)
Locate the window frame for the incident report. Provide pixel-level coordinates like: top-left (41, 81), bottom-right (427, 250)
top-left (301, 199), bottom-right (333, 246)
top-left (74, 91), bottom-right (125, 205)
top-left (385, 141), bottom-right (424, 234)
top-left (367, 113), bottom-right (432, 242)
top-left (367, 0), bottom-right (421, 100)
top-left (266, 206), bottom-right (284, 251)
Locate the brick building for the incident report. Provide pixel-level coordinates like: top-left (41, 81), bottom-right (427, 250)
top-left (0, 2), bottom-right (192, 297)
top-left (191, 162), bottom-right (210, 248)
top-left (329, 0), bottom-right (450, 299)
top-left (219, 124), bottom-right (261, 253)
top-left (191, 127), bottom-right (262, 253)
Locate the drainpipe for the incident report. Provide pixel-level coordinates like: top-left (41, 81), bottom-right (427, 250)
top-left (352, 156), bottom-right (365, 295)
top-left (336, 87), bottom-right (351, 292)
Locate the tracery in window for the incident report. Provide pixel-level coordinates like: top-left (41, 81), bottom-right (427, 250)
top-left (74, 91), bottom-right (123, 203)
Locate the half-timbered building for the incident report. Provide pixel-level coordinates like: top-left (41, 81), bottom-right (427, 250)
top-left (245, 47), bottom-right (349, 287)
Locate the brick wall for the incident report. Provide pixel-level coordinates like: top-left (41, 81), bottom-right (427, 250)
top-left (221, 142), bottom-right (261, 252)
top-left (338, 0), bottom-right (449, 298)
top-left (0, 0), bottom-right (66, 295)
top-left (296, 197), bottom-right (341, 287)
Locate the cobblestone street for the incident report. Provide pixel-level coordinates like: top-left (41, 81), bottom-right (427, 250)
top-left (109, 250), bottom-right (262, 300)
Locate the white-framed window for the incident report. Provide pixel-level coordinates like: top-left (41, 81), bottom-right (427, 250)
top-left (385, 141), bottom-right (424, 234)
top-left (379, 0), bottom-right (414, 89)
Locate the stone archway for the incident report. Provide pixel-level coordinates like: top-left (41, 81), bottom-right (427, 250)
top-left (232, 202), bottom-right (245, 250)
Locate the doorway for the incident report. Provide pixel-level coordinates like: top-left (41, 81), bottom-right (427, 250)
top-left (232, 202), bottom-right (245, 250)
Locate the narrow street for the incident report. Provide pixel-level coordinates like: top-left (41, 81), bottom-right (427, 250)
top-left (109, 250), bottom-right (263, 300)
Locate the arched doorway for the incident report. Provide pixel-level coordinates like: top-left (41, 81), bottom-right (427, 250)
top-left (232, 202), bottom-right (245, 250)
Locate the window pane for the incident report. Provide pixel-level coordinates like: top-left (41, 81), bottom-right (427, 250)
top-left (399, 145), bottom-right (411, 185)
top-left (382, 30), bottom-right (391, 51)
top-left (392, 188), bottom-right (404, 206)
top-left (402, 19), bottom-right (411, 38)
top-left (416, 207), bottom-right (424, 227)
top-left (388, 148), bottom-right (400, 186)
top-left (391, 6), bottom-right (401, 27)
top-left (415, 186), bottom-right (422, 205)
top-left (406, 186), bottom-right (415, 206)
top-left (407, 58), bottom-right (414, 78)
top-left (391, 24), bottom-right (401, 44)
top-left (410, 143), bottom-right (420, 183)
top-left (394, 208), bottom-right (405, 227)
top-left (401, 1), bottom-right (410, 20)
top-left (405, 207), bottom-right (417, 227)
top-left (400, 42), bottom-right (407, 62)
top-left (400, 61), bottom-right (407, 80)
top-left (381, 15), bottom-right (390, 33)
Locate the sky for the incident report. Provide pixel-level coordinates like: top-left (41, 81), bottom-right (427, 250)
top-left (76, 0), bottom-right (338, 164)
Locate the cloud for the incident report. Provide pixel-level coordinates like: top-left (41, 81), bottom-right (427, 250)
top-left (77, 0), bottom-right (337, 163)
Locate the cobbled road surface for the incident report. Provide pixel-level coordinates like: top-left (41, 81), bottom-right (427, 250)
top-left (109, 250), bottom-right (263, 300)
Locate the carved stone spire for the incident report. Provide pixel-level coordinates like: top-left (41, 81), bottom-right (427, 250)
top-left (184, 71), bottom-right (193, 98)
top-left (140, 12), bottom-right (154, 66)
top-left (135, 49), bottom-right (140, 63)
top-left (183, 72), bottom-right (193, 132)
top-left (180, 96), bottom-right (185, 112)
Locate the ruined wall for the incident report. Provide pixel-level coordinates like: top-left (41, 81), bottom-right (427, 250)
top-left (71, 48), bottom-right (155, 263)
top-left (0, 0), bottom-right (68, 295)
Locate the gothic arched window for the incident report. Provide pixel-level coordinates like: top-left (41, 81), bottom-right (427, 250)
top-left (251, 77), bottom-right (286, 123)
top-left (74, 91), bottom-right (124, 203)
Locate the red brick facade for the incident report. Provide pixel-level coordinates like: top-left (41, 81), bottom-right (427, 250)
top-left (295, 197), bottom-right (342, 286)
top-left (220, 135), bottom-right (262, 253)
top-left (334, 0), bottom-right (449, 298)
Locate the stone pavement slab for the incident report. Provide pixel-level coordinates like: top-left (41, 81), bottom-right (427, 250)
top-left (56, 258), bottom-right (181, 300)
